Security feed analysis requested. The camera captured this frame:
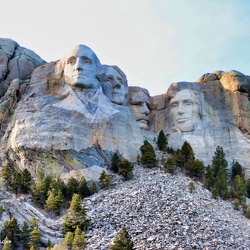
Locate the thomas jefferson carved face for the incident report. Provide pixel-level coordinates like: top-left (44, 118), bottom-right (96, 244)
top-left (129, 87), bottom-right (150, 130)
top-left (102, 66), bottom-right (128, 105)
top-left (63, 45), bottom-right (101, 90)
top-left (170, 89), bottom-right (201, 132)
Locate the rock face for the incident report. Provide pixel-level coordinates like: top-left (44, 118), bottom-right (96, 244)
top-left (0, 38), bottom-right (46, 97)
top-left (149, 72), bottom-right (250, 176)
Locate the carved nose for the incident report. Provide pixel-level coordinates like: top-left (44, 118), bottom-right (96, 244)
top-left (143, 103), bottom-right (150, 114)
top-left (75, 58), bottom-right (83, 71)
top-left (113, 80), bottom-right (121, 89)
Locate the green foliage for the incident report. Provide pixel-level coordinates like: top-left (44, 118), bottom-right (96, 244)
top-left (28, 226), bottom-right (42, 249)
top-left (188, 182), bottom-right (196, 193)
top-left (12, 171), bottom-right (22, 194)
top-left (214, 165), bottom-right (228, 198)
top-left (1, 162), bottom-right (13, 188)
top-left (8, 217), bottom-right (20, 248)
top-left (78, 176), bottom-right (91, 198)
top-left (181, 141), bottom-right (195, 163)
top-left (164, 156), bottom-right (176, 174)
top-left (21, 168), bottom-right (32, 193)
top-left (231, 161), bottom-right (244, 181)
top-left (232, 175), bottom-right (246, 200)
top-left (111, 151), bottom-right (121, 173)
top-left (212, 146), bottom-right (228, 178)
top-left (2, 236), bottom-right (11, 250)
top-left (234, 198), bottom-right (240, 210)
top-left (20, 221), bottom-right (30, 249)
top-left (44, 188), bottom-right (65, 215)
top-left (245, 206), bottom-right (250, 219)
top-left (174, 149), bottom-right (186, 168)
top-left (62, 194), bottom-right (90, 235)
top-left (140, 140), bottom-right (157, 168)
top-left (72, 226), bottom-right (86, 250)
top-left (99, 170), bottom-right (112, 188)
top-left (157, 130), bottom-right (167, 151)
top-left (89, 181), bottom-right (97, 194)
top-left (118, 159), bottom-right (134, 181)
top-left (64, 231), bottom-right (74, 249)
top-left (203, 165), bottom-right (214, 190)
top-left (184, 159), bottom-right (204, 178)
top-left (246, 179), bottom-right (250, 198)
top-left (212, 188), bottom-right (218, 199)
top-left (67, 176), bottom-right (80, 198)
top-left (0, 204), bottom-right (5, 214)
top-left (109, 226), bottom-right (134, 250)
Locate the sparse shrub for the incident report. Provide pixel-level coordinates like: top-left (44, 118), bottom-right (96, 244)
top-left (188, 181), bottom-right (195, 193)
top-left (234, 198), bottom-right (240, 210)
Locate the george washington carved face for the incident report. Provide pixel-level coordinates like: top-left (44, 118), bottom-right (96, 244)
top-left (63, 45), bottom-right (101, 90)
top-left (169, 89), bottom-right (201, 132)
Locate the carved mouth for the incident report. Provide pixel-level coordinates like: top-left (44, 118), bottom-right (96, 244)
top-left (138, 119), bottom-right (148, 124)
top-left (177, 118), bottom-right (188, 123)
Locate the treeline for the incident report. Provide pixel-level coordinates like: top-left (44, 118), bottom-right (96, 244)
top-left (154, 130), bottom-right (250, 219)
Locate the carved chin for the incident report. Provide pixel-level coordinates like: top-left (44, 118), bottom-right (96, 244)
top-left (176, 121), bottom-right (194, 132)
top-left (137, 120), bottom-right (148, 130)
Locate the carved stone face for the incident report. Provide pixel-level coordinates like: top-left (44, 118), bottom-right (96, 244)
top-left (102, 66), bottom-right (128, 105)
top-left (63, 45), bottom-right (100, 90)
top-left (129, 88), bottom-right (150, 130)
top-left (170, 89), bottom-right (200, 132)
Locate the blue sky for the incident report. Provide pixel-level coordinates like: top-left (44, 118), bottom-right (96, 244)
top-left (1, 0), bottom-right (250, 96)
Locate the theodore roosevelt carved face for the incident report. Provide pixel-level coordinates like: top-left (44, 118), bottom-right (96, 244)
top-left (101, 65), bottom-right (128, 105)
top-left (169, 89), bottom-right (201, 132)
top-left (129, 87), bottom-right (150, 130)
top-left (63, 44), bottom-right (101, 90)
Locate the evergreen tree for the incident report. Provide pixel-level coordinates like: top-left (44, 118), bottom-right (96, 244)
top-left (44, 188), bottom-right (65, 215)
top-left (62, 194), bottom-right (90, 235)
top-left (164, 156), bottom-right (176, 174)
top-left (111, 151), bottom-right (121, 173)
top-left (21, 168), bottom-right (32, 193)
top-left (99, 170), bottom-right (112, 188)
top-left (140, 140), bottom-right (157, 168)
top-left (63, 231), bottom-right (74, 249)
top-left (72, 226), bottom-right (86, 250)
top-left (215, 165), bottom-right (228, 198)
top-left (8, 217), bottom-right (20, 248)
top-left (50, 176), bottom-right (67, 197)
top-left (12, 171), bottom-right (22, 194)
top-left (234, 198), bottom-right (240, 210)
top-left (211, 146), bottom-right (228, 178)
top-left (246, 179), bottom-right (250, 198)
top-left (109, 226), bottom-right (134, 250)
top-left (1, 162), bottom-right (13, 189)
top-left (174, 149), bottom-right (186, 169)
top-left (180, 141), bottom-right (195, 163)
top-left (231, 161), bottom-right (244, 181)
top-left (2, 236), bottom-right (11, 250)
top-left (30, 216), bottom-right (38, 231)
top-left (20, 221), bottom-right (30, 249)
top-left (203, 165), bottom-right (214, 190)
top-left (78, 176), bottom-right (91, 198)
top-left (233, 175), bottom-right (246, 200)
top-left (157, 130), bottom-right (167, 151)
top-left (184, 159), bottom-right (204, 178)
top-left (67, 177), bottom-right (79, 198)
top-left (118, 159), bottom-right (134, 181)
top-left (28, 226), bottom-right (42, 249)
top-left (47, 239), bottom-right (52, 249)
top-left (188, 182), bottom-right (195, 193)
top-left (89, 181), bottom-right (97, 194)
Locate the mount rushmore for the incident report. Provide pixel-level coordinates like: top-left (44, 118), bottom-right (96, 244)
top-left (0, 38), bottom-right (249, 178)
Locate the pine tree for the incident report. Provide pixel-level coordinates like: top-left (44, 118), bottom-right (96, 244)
top-left (203, 165), bottom-right (214, 190)
top-left (118, 159), bottom-right (134, 180)
top-left (30, 216), bottom-right (38, 231)
top-left (246, 179), bottom-right (250, 198)
top-left (140, 140), bottom-right (157, 168)
top-left (181, 141), bottom-right (195, 163)
top-left (109, 226), bottom-right (134, 250)
top-left (231, 160), bottom-right (244, 181)
top-left (174, 149), bottom-right (186, 169)
top-left (63, 231), bottom-right (74, 249)
top-left (164, 156), bottom-right (176, 174)
top-left (2, 236), bottom-right (11, 250)
top-left (111, 151), bottom-right (121, 173)
top-left (44, 188), bottom-right (57, 213)
top-left (99, 170), bottom-right (112, 188)
top-left (184, 159), bottom-right (204, 178)
top-left (72, 226), bottom-right (86, 250)
top-left (78, 176), bottom-right (91, 198)
top-left (21, 168), bottom-right (32, 193)
top-left (62, 194), bottom-right (90, 235)
top-left (212, 146), bottom-right (228, 178)
top-left (233, 175), bottom-right (246, 200)
top-left (157, 130), bottom-right (167, 151)
top-left (215, 165), bottom-right (228, 199)
top-left (67, 177), bottom-right (79, 198)
top-left (8, 217), bottom-right (20, 248)
top-left (20, 221), bottom-right (30, 249)
top-left (47, 239), bottom-right (52, 250)
top-left (12, 171), bottom-right (22, 194)
top-left (1, 162), bottom-right (13, 189)
top-left (29, 226), bottom-right (42, 249)
top-left (89, 181), bottom-right (97, 194)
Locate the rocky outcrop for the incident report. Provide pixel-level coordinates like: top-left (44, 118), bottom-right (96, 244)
top-left (0, 38), bottom-right (46, 97)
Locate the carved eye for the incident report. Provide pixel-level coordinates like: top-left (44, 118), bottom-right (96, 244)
top-left (171, 103), bottom-right (178, 108)
top-left (67, 58), bottom-right (76, 65)
top-left (186, 102), bottom-right (192, 106)
top-left (84, 59), bottom-right (91, 64)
